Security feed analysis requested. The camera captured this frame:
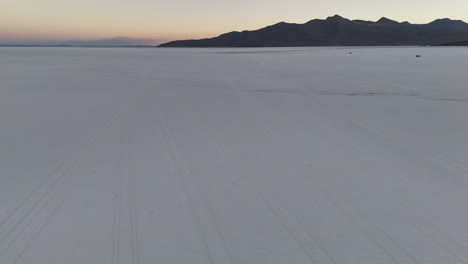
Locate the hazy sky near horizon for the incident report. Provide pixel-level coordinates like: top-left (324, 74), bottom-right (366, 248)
top-left (2, 0), bottom-right (467, 44)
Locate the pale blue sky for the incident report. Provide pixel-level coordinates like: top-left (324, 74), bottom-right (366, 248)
top-left (1, 0), bottom-right (467, 43)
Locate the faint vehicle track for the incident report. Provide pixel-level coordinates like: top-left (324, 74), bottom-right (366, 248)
top-left (237, 94), bottom-right (409, 264)
top-left (158, 102), bottom-right (237, 264)
top-left (153, 103), bottom-right (222, 264)
top-left (0, 104), bottom-right (128, 263)
top-left (12, 197), bottom-right (66, 264)
top-left (127, 135), bottom-right (141, 264)
top-left (233, 56), bottom-right (465, 263)
top-left (251, 90), bottom-right (467, 263)
top-left (111, 176), bottom-right (123, 264)
top-left (297, 92), bottom-right (468, 262)
top-left (0, 180), bottom-right (65, 260)
top-left (202, 120), bottom-right (339, 264)
top-left (305, 93), bottom-right (468, 188)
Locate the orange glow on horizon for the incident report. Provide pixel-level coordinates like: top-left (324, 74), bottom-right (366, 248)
top-left (2, 0), bottom-right (467, 43)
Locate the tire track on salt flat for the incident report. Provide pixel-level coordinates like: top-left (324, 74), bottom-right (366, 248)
top-left (0, 104), bottom-right (127, 237)
top-left (147, 91), bottom-right (232, 264)
top-left (111, 159), bottom-right (123, 264)
top-left (0, 179), bottom-right (67, 260)
top-left (334, 111), bottom-right (468, 263)
top-left (111, 97), bottom-right (147, 264)
top-left (302, 93), bottom-right (468, 215)
top-left (11, 196), bottom-right (67, 264)
top-left (0, 110), bottom-right (123, 261)
top-left (0, 99), bottom-right (132, 262)
top-left (244, 91), bottom-right (467, 264)
top-left (226, 57), bottom-right (404, 264)
top-left (362, 121), bottom-right (468, 183)
top-left (195, 74), bottom-right (339, 263)
top-left (308, 93), bottom-right (468, 189)
top-left (294, 93), bottom-right (468, 263)
top-left (243, 64), bottom-right (451, 263)
top-left (326, 138), bottom-right (468, 264)
top-left (236, 92), bottom-right (412, 263)
top-left (200, 119), bottom-right (338, 264)
top-left (111, 193), bottom-right (121, 264)
top-left (159, 89), bottom-right (335, 263)
top-left (155, 100), bottom-right (235, 264)
top-left (323, 143), bottom-right (468, 264)
top-left (127, 133), bottom-right (141, 264)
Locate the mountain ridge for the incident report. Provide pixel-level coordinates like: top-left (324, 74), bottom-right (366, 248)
top-left (159, 15), bottom-right (468, 47)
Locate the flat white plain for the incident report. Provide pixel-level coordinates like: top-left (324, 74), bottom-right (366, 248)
top-left (1, 47), bottom-right (468, 264)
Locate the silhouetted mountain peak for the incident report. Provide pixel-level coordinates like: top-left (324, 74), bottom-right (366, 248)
top-left (426, 18), bottom-right (468, 31)
top-left (429, 18), bottom-right (466, 25)
top-left (326, 15), bottom-right (350, 23)
top-left (377, 17), bottom-right (399, 24)
top-left (431, 18), bottom-right (452, 23)
top-left (329, 14), bottom-right (344, 19)
top-left (270, 21), bottom-right (290, 27)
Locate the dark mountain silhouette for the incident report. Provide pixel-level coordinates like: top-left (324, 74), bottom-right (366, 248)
top-left (439, 40), bottom-right (468, 46)
top-left (159, 15), bottom-right (468, 47)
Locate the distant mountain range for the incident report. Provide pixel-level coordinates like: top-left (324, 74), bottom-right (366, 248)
top-left (60, 37), bottom-right (158, 47)
top-left (0, 37), bottom-right (159, 47)
top-left (159, 15), bottom-right (468, 47)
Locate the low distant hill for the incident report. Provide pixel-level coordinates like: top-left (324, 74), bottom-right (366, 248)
top-left (61, 37), bottom-right (157, 47)
top-left (0, 37), bottom-right (160, 47)
top-left (159, 15), bottom-right (468, 47)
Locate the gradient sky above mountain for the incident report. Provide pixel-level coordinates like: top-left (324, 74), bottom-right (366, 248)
top-left (1, 0), bottom-right (467, 44)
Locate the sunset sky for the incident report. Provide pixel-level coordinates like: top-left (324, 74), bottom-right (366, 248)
top-left (2, 0), bottom-right (467, 44)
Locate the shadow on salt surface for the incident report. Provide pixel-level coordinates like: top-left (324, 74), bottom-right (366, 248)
top-left (317, 92), bottom-right (468, 102)
top-left (214, 49), bottom-right (324, 54)
top-left (247, 89), bottom-right (468, 102)
top-left (207, 46), bottom-right (424, 54)
top-left (248, 89), bottom-right (303, 93)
